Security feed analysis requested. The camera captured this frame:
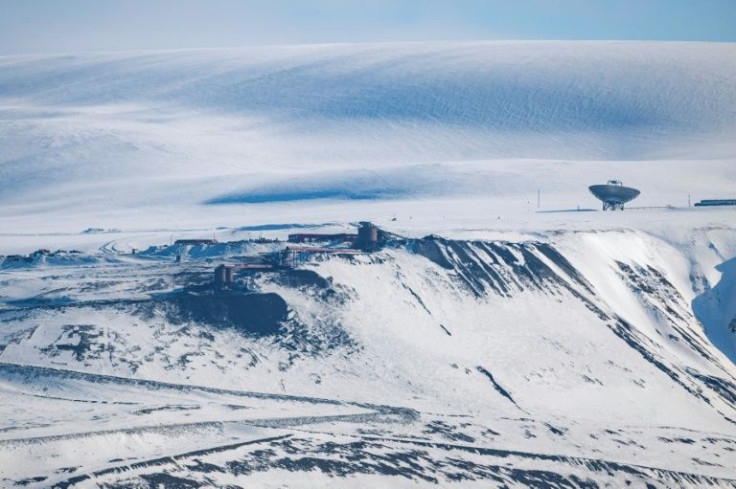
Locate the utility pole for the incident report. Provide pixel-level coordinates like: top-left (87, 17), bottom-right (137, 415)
top-left (688, 194), bottom-right (691, 207)
top-left (537, 188), bottom-right (541, 209)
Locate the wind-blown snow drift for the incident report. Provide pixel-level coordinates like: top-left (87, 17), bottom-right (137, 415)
top-left (0, 41), bottom-right (735, 231)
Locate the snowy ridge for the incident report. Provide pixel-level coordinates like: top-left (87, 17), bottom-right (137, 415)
top-left (1, 226), bottom-right (735, 487)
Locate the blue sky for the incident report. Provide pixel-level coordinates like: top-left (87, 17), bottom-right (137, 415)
top-left (1, 0), bottom-right (734, 55)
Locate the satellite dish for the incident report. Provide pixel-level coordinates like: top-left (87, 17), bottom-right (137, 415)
top-left (589, 180), bottom-right (640, 211)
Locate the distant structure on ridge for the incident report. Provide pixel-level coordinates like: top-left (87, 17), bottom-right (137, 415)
top-left (589, 180), bottom-right (640, 211)
top-left (694, 199), bottom-right (736, 207)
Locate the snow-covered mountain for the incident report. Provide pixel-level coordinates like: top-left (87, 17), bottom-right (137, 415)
top-left (1, 225), bottom-right (736, 487)
top-left (1, 41), bottom-right (735, 488)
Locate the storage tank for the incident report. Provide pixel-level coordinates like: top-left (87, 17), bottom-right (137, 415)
top-left (214, 265), bottom-right (228, 288)
top-left (357, 222), bottom-right (379, 250)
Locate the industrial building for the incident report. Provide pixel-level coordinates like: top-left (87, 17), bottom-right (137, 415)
top-left (287, 222), bottom-right (380, 251)
top-left (356, 221), bottom-right (379, 251)
top-left (287, 233), bottom-right (357, 244)
top-left (214, 222), bottom-right (384, 290)
top-left (694, 199), bottom-right (736, 207)
top-left (175, 239), bottom-right (218, 245)
top-left (214, 264), bottom-right (274, 289)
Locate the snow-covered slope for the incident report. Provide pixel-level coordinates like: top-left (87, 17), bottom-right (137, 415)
top-left (0, 41), bottom-right (735, 237)
top-left (1, 41), bottom-right (736, 488)
top-left (1, 225), bottom-right (736, 487)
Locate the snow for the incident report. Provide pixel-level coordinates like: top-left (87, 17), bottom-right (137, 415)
top-left (1, 41), bottom-right (735, 487)
top-left (0, 41), bottom-right (735, 247)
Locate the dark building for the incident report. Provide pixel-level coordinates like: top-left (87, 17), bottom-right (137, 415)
top-left (287, 233), bottom-right (357, 244)
top-left (355, 222), bottom-right (379, 251)
top-left (175, 239), bottom-right (217, 245)
top-left (694, 199), bottom-right (736, 207)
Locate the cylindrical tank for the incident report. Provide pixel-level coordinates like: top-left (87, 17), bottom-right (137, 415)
top-left (357, 222), bottom-right (378, 249)
top-left (215, 265), bottom-right (227, 288)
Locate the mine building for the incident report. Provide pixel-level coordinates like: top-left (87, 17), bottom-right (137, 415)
top-left (214, 264), bottom-right (275, 289)
top-left (355, 221), bottom-right (379, 251)
top-left (287, 233), bottom-right (357, 244)
top-left (175, 239), bottom-right (218, 245)
top-left (694, 199), bottom-right (736, 207)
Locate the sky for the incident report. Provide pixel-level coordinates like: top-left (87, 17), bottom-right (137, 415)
top-left (0, 0), bottom-right (735, 55)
